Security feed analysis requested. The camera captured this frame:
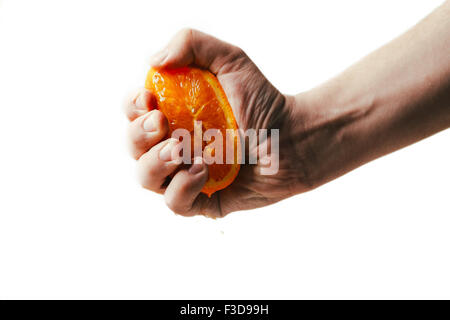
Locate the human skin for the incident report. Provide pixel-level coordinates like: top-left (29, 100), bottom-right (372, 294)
top-left (124, 1), bottom-right (450, 217)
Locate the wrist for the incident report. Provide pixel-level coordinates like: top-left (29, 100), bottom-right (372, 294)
top-left (287, 85), bottom-right (374, 191)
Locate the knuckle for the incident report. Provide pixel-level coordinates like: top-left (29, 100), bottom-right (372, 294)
top-left (226, 45), bottom-right (248, 69)
top-left (176, 28), bottom-right (196, 46)
top-left (179, 27), bottom-right (194, 38)
top-left (233, 45), bottom-right (245, 57)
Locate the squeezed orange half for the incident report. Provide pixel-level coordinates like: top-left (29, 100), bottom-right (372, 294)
top-left (145, 67), bottom-right (240, 196)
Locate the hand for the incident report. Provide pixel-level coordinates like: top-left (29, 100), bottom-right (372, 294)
top-left (125, 2), bottom-right (450, 218)
top-left (124, 29), bottom-right (313, 217)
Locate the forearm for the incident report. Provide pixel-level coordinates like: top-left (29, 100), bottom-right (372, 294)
top-left (291, 1), bottom-right (450, 188)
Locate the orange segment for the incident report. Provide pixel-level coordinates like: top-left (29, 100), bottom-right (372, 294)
top-left (145, 67), bottom-right (240, 197)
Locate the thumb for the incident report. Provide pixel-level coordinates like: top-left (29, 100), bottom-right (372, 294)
top-left (150, 28), bottom-right (245, 74)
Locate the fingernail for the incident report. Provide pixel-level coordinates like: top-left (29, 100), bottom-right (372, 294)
top-left (150, 48), bottom-right (168, 66)
top-left (143, 112), bottom-right (157, 132)
top-left (189, 157), bottom-right (204, 174)
top-left (159, 139), bottom-right (178, 161)
top-left (135, 92), bottom-right (148, 110)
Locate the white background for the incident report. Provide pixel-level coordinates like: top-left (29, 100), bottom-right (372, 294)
top-left (0, 0), bottom-right (449, 299)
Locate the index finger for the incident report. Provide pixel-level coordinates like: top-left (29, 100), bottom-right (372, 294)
top-left (123, 88), bottom-right (157, 121)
